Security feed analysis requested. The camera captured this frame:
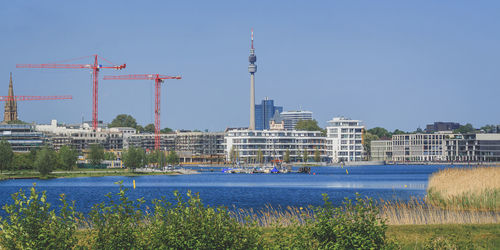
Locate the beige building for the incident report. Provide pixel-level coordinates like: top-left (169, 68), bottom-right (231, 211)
top-left (370, 140), bottom-right (392, 161)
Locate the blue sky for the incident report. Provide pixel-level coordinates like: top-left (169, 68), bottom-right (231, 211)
top-left (1, 1), bottom-right (499, 131)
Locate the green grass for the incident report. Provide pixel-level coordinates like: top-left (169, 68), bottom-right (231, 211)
top-left (0, 168), bottom-right (177, 180)
top-left (386, 224), bottom-right (500, 249)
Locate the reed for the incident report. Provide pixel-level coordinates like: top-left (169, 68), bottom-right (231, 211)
top-left (231, 199), bottom-right (500, 226)
top-left (427, 167), bottom-right (500, 211)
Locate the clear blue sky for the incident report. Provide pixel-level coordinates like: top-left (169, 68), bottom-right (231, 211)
top-left (1, 1), bottom-right (499, 131)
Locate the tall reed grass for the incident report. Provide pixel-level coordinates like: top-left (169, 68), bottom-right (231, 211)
top-left (427, 167), bottom-right (500, 211)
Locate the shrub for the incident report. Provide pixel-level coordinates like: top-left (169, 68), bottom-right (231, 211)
top-left (0, 184), bottom-right (79, 249)
top-left (87, 181), bottom-right (145, 249)
top-left (142, 190), bottom-right (262, 249)
top-left (310, 193), bottom-right (388, 249)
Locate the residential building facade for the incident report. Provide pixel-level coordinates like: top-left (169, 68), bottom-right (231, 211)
top-left (392, 133), bottom-right (448, 162)
top-left (0, 124), bottom-right (45, 152)
top-left (326, 117), bottom-right (364, 162)
top-left (370, 140), bottom-right (392, 161)
top-left (224, 129), bottom-right (326, 163)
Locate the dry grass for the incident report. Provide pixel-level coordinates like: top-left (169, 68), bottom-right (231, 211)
top-left (231, 199), bottom-right (500, 227)
top-left (427, 167), bottom-right (500, 211)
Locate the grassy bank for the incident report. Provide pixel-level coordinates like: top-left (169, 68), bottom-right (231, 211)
top-left (427, 167), bottom-right (500, 211)
top-left (0, 168), bottom-right (178, 180)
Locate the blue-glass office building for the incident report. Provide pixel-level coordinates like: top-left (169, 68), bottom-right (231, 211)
top-left (255, 99), bottom-right (283, 130)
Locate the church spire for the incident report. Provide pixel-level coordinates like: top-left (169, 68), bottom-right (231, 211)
top-left (4, 72), bottom-right (18, 122)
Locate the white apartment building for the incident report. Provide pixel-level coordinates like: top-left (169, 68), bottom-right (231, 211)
top-left (224, 129), bottom-right (326, 163)
top-left (280, 110), bottom-right (313, 130)
top-left (326, 117), bottom-right (364, 162)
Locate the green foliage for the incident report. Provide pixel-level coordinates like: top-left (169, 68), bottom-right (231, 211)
top-left (257, 149), bottom-right (263, 164)
top-left (229, 147), bottom-right (239, 164)
top-left (310, 193), bottom-right (387, 249)
top-left (0, 185), bottom-right (79, 249)
top-left (0, 140), bottom-right (13, 173)
top-left (88, 181), bottom-right (145, 249)
top-left (302, 150), bottom-right (309, 163)
top-left (122, 146), bottom-right (145, 171)
top-left (295, 119), bottom-right (323, 132)
top-left (6, 120), bottom-right (27, 125)
top-left (88, 144), bottom-right (105, 167)
top-left (284, 149), bottom-right (290, 163)
top-left (12, 153), bottom-right (32, 170)
top-left (109, 114), bottom-right (138, 128)
top-left (423, 233), bottom-right (473, 250)
top-left (104, 151), bottom-right (116, 161)
top-left (368, 127), bottom-right (392, 139)
top-left (314, 148), bottom-right (321, 162)
top-left (363, 132), bottom-right (379, 159)
top-left (480, 124), bottom-right (499, 133)
top-left (144, 123), bottom-right (155, 133)
top-left (453, 123), bottom-right (475, 134)
top-left (35, 147), bottom-right (57, 176)
top-left (166, 150), bottom-right (180, 165)
top-left (148, 150), bottom-right (167, 168)
top-left (144, 190), bottom-right (261, 249)
top-left (392, 129), bottom-right (407, 135)
top-left (58, 145), bottom-right (78, 170)
top-left (161, 127), bottom-right (173, 133)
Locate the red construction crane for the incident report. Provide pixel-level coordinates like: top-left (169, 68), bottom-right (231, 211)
top-left (103, 74), bottom-right (181, 150)
top-left (16, 54), bottom-right (126, 130)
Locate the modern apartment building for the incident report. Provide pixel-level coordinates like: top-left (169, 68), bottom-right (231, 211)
top-left (425, 122), bottom-right (460, 133)
top-left (326, 117), bottom-right (364, 162)
top-left (255, 98), bottom-right (283, 130)
top-left (224, 129), bottom-right (326, 163)
top-left (0, 124), bottom-right (45, 152)
top-left (445, 133), bottom-right (500, 162)
top-left (392, 133), bottom-right (448, 162)
top-left (370, 140), bottom-right (392, 161)
top-left (280, 110), bottom-right (313, 130)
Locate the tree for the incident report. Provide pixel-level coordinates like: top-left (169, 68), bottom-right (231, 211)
top-left (144, 124), bottom-right (155, 133)
top-left (104, 151), bottom-right (117, 161)
top-left (89, 144), bottom-right (105, 167)
top-left (12, 153), bottom-right (32, 171)
top-left (480, 125), bottom-right (498, 133)
top-left (314, 149), bottom-right (321, 162)
top-left (257, 149), bottom-right (263, 164)
top-left (122, 146), bottom-right (145, 172)
top-left (454, 123), bottom-right (475, 134)
top-left (109, 114), bottom-right (138, 128)
top-left (283, 149), bottom-right (290, 163)
top-left (302, 150), bottom-right (309, 163)
top-left (160, 127), bottom-right (173, 133)
top-left (35, 147), bottom-right (57, 176)
top-left (363, 132), bottom-right (380, 160)
top-left (166, 150), bottom-right (180, 165)
top-left (367, 127), bottom-right (391, 139)
top-left (0, 140), bottom-right (13, 173)
top-left (392, 129), bottom-right (406, 135)
top-left (58, 146), bottom-right (78, 170)
top-left (295, 119), bottom-right (322, 131)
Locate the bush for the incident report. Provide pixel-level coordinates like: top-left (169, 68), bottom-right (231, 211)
top-left (0, 184), bottom-right (79, 249)
top-left (143, 190), bottom-right (262, 249)
top-left (310, 193), bottom-right (388, 249)
top-left (87, 181), bottom-right (145, 249)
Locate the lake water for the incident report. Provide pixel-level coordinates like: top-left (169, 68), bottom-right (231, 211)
top-left (0, 165), bottom-right (450, 216)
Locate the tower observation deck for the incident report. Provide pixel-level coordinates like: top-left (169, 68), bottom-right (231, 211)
top-left (248, 29), bottom-right (257, 130)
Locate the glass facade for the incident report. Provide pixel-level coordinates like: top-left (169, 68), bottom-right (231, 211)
top-left (255, 99), bottom-right (283, 130)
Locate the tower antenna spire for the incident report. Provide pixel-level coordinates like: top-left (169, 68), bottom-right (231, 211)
top-left (251, 28), bottom-right (254, 49)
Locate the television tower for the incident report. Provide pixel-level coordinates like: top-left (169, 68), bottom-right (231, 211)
top-left (248, 29), bottom-right (257, 130)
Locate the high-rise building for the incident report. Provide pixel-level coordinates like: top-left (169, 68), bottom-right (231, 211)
top-left (248, 29), bottom-right (257, 130)
top-left (280, 110), bottom-right (313, 130)
top-left (4, 73), bottom-right (18, 123)
top-left (326, 117), bottom-right (365, 162)
top-left (255, 98), bottom-right (283, 130)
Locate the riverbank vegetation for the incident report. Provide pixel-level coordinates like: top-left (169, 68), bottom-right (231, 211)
top-left (1, 184), bottom-right (498, 249)
top-left (427, 167), bottom-right (500, 211)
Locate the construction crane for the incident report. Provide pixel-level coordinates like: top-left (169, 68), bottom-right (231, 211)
top-left (103, 74), bottom-right (181, 150)
top-left (16, 54), bottom-right (126, 130)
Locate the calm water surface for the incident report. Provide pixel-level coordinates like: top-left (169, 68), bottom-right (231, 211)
top-left (0, 165), bottom-right (450, 215)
